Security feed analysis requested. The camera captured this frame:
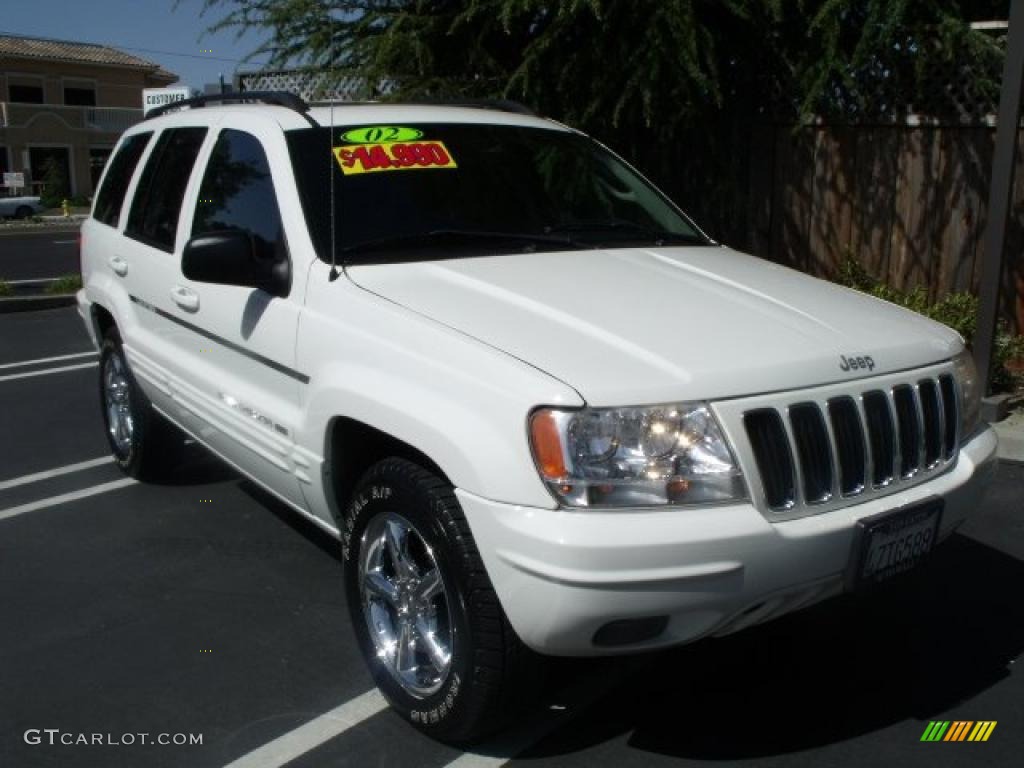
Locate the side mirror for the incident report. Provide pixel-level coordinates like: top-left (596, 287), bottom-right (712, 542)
top-left (182, 230), bottom-right (291, 297)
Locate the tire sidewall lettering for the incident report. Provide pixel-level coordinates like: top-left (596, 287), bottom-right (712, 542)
top-left (342, 468), bottom-right (473, 731)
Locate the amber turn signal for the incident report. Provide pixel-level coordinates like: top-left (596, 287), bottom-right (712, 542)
top-left (530, 409), bottom-right (568, 479)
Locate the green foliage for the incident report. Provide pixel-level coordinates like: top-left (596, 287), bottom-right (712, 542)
top-left (39, 158), bottom-right (69, 209)
top-left (0, 279), bottom-right (12, 297)
top-left (44, 274), bottom-right (83, 295)
top-left (837, 258), bottom-right (1023, 393)
top-left (195, 0), bottom-right (1004, 239)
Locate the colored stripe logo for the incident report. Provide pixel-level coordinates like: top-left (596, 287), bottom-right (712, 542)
top-left (920, 721), bottom-right (997, 742)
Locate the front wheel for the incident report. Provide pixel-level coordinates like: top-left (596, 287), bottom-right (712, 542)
top-left (342, 458), bottom-right (538, 743)
top-left (14, 205), bottom-right (32, 219)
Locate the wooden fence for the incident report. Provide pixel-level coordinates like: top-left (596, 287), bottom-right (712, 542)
top-left (740, 123), bottom-right (1024, 334)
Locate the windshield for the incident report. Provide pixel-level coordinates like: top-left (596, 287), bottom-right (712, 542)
top-left (286, 122), bottom-right (708, 264)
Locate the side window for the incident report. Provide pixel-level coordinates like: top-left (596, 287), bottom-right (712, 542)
top-left (93, 132), bottom-right (152, 228)
top-left (191, 129), bottom-right (286, 258)
top-left (126, 127), bottom-right (207, 252)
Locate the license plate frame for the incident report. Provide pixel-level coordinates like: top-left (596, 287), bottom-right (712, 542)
top-left (846, 498), bottom-right (943, 590)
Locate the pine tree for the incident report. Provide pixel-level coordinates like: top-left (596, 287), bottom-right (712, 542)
top-left (197, 0), bottom-right (1005, 236)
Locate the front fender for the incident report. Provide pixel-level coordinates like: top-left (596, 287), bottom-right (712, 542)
top-left (295, 270), bottom-right (583, 525)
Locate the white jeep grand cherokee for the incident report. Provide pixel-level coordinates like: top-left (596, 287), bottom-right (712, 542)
top-left (78, 92), bottom-right (998, 742)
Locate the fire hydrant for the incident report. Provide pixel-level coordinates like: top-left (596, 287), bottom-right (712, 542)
top-left (61, 198), bottom-right (70, 218)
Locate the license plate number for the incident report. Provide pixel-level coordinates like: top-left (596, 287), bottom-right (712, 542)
top-left (850, 500), bottom-right (942, 588)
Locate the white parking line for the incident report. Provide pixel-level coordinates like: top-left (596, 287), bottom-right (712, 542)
top-left (0, 361), bottom-right (97, 382)
top-left (0, 351), bottom-right (96, 370)
top-left (0, 478), bottom-right (136, 521)
top-left (440, 669), bottom-right (619, 768)
top-left (221, 688), bottom-right (388, 768)
top-left (52, 240), bottom-right (77, 244)
top-left (0, 456), bottom-right (112, 491)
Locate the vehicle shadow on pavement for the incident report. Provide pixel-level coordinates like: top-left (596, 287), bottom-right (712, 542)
top-left (156, 440), bottom-right (241, 486)
top-left (527, 533), bottom-right (1024, 760)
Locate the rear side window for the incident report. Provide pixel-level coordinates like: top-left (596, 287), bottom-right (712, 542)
top-left (126, 127), bottom-right (207, 252)
top-left (192, 129), bottom-right (285, 250)
top-left (93, 132), bottom-right (152, 228)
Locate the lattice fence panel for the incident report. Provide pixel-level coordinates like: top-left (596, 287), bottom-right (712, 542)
top-left (238, 70), bottom-right (393, 102)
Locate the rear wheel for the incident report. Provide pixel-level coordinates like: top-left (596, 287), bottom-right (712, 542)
top-left (99, 329), bottom-right (180, 480)
top-left (14, 205), bottom-right (32, 219)
top-left (342, 458), bottom-right (538, 743)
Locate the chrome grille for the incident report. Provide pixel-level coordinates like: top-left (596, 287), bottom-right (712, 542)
top-left (739, 372), bottom-right (959, 516)
top-left (827, 397), bottom-right (866, 496)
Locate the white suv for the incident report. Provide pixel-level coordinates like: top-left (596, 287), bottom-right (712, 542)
top-left (77, 92), bottom-right (998, 742)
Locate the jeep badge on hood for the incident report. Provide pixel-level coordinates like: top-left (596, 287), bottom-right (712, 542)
top-left (839, 354), bottom-right (875, 372)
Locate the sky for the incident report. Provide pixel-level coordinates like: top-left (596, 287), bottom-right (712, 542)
top-left (1, 0), bottom-right (271, 91)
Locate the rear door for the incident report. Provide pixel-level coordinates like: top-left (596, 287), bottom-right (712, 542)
top-left (117, 126), bottom-right (209, 416)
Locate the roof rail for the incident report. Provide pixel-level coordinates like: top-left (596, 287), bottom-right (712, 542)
top-left (307, 98), bottom-right (538, 117)
top-left (146, 90), bottom-right (311, 120)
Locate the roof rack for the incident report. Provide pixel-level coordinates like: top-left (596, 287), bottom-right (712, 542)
top-left (146, 90), bottom-right (311, 120)
top-left (307, 98), bottom-right (538, 117)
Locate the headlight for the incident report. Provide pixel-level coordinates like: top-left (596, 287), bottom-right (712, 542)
top-left (951, 348), bottom-right (981, 438)
top-left (529, 403), bottom-right (746, 507)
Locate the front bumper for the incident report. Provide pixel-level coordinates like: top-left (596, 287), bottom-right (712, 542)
top-left (458, 426), bottom-right (998, 656)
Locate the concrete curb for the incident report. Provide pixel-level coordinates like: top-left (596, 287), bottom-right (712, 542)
top-left (0, 219), bottom-right (84, 234)
top-left (992, 405), bottom-right (1024, 464)
top-left (0, 294), bottom-right (77, 314)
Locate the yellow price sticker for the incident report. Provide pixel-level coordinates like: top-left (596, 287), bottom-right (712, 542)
top-left (333, 141), bottom-right (457, 176)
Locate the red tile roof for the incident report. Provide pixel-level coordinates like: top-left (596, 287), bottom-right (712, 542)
top-left (0, 34), bottom-right (177, 81)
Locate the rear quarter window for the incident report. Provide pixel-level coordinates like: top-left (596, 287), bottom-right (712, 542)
top-left (93, 132), bottom-right (152, 228)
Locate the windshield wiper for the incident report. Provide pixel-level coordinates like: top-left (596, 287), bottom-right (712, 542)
top-left (340, 229), bottom-right (585, 256)
top-left (545, 220), bottom-right (705, 246)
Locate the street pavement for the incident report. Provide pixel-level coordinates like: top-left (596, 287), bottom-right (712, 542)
top-left (0, 227), bottom-right (81, 281)
top-left (1, 306), bottom-right (1021, 768)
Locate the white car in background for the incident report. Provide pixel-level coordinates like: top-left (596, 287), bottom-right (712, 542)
top-left (0, 195), bottom-right (44, 219)
top-left (77, 92), bottom-right (999, 743)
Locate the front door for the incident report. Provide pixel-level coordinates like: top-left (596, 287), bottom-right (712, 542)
top-left (161, 125), bottom-right (307, 510)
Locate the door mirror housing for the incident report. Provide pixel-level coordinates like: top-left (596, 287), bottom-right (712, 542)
top-left (182, 230), bottom-right (291, 297)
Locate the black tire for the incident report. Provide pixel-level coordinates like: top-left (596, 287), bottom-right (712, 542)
top-left (342, 458), bottom-right (538, 743)
top-left (98, 328), bottom-right (180, 481)
top-left (15, 205), bottom-right (32, 220)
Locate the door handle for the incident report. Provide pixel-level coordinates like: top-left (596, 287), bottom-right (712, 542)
top-left (170, 285), bottom-right (200, 312)
top-left (108, 256), bottom-right (128, 276)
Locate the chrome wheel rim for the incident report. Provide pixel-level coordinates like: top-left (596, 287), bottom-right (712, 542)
top-left (358, 512), bottom-right (453, 698)
top-left (103, 352), bottom-right (133, 455)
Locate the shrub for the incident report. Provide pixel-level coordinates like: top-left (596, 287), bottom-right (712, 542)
top-left (44, 274), bottom-right (83, 295)
top-left (39, 157), bottom-right (69, 209)
top-left (0, 280), bottom-right (12, 297)
top-left (836, 258), bottom-right (1023, 393)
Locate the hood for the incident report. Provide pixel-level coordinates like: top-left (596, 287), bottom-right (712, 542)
top-left (347, 247), bottom-right (961, 406)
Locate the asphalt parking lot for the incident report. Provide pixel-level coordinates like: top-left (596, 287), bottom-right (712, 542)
top-left (1, 303), bottom-right (1022, 768)
top-left (0, 228), bottom-right (80, 281)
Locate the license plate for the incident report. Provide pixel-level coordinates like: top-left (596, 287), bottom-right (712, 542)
top-left (848, 500), bottom-right (943, 589)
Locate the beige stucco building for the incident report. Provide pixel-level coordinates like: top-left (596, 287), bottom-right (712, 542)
top-left (0, 34), bottom-right (178, 199)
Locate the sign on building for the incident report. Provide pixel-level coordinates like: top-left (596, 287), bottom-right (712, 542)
top-left (142, 87), bottom-right (192, 115)
top-left (3, 172), bottom-right (25, 189)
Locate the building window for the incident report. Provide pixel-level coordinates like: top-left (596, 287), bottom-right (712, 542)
top-left (9, 83), bottom-right (44, 104)
top-left (64, 86), bottom-right (97, 106)
top-left (0, 147), bottom-right (8, 176)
